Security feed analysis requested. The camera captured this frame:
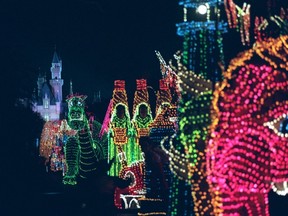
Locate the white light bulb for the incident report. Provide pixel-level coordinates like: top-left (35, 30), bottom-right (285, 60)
top-left (197, 4), bottom-right (207, 15)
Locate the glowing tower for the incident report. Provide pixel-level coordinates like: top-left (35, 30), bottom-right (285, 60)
top-left (176, 0), bottom-right (227, 82)
top-left (33, 51), bottom-right (64, 121)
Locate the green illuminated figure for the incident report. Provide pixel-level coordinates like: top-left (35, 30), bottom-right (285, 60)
top-left (108, 80), bottom-right (133, 176)
top-left (131, 79), bottom-right (154, 162)
top-left (63, 94), bottom-right (105, 185)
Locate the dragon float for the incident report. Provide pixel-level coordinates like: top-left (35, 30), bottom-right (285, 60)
top-left (39, 94), bottom-right (107, 185)
top-left (62, 94), bottom-right (106, 185)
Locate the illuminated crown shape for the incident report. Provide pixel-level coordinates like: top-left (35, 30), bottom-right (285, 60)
top-left (66, 93), bottom-right (87, 103)
top-left (112, 80), bottom-right (128, 109)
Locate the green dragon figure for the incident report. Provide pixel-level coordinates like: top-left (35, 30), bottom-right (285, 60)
top-left (63, 94), bottom-right (105, 185)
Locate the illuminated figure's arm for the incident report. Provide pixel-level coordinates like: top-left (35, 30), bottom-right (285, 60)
top-left (63, 136), bottom-right (79, 185)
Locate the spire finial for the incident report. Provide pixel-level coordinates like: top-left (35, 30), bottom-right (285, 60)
top-left (70, 80), bottom-right (73, 95)
top-left (52, 48), bottom-right (60, 63)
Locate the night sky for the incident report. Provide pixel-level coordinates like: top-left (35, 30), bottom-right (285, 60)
top-left (2, 0), bottom-right (286, 102)
top-left (1, 0), bottom-right (183, 101)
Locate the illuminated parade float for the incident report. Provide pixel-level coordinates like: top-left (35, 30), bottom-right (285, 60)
top-left (36, 0), bottom-right (288, 215)
top-left (108, 80), bottom-right (133, 177)
top-left (206, 35), bottom-right (288, 215)
top-left (107, 80), bottom-right (146, 209)
top-left (131, 79), bottom-right (154, 148)
top-left (162, 1), bottom-right (288, 215)
top-left (63, 94), bottom-right (106, 185)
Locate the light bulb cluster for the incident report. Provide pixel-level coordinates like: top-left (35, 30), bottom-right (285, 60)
top-left (39, 119), bottom-right (76, 171)
top-left (39, 121), bottom-right (62, 163)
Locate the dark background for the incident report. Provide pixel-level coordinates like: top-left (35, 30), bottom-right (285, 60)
top-left (0, 0), bottom-right (183, 101)
top-left (2, 0), bottom-right (287, 102)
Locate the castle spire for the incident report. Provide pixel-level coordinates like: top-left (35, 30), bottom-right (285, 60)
top-left (70, 80), bottom-right (73, 95)
top-left (50, 48), bottom-right (64, 102)
top-left (51, 48), bottom-right (62, 79)
top-left (52, 45), bottom-right (60, 63)
top-left (92, 90), bottom-right (101, 103)
top-left (52, 51), bottom-right (60, 63)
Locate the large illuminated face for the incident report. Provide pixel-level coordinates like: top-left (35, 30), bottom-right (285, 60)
top-left (67, 96), bottom-right (87, 130)
top-left (208, 60), bottom-right (288, 193)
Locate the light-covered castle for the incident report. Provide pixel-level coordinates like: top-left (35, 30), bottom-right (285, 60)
top-left (33, 51), bottom-right (64, 121)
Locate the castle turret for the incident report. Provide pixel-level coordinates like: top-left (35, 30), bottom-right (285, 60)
top-left (33, 50), bottom-right (65, 121)
top-left (49, 51), bottom-right (64, 102)
top-left (51, 51), bottom-right (62, 79)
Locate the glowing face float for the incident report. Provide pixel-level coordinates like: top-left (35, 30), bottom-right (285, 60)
top-left (207, 36), bottom-right (288, 215)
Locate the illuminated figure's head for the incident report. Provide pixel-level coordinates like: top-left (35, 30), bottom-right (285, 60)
top-left (66, 95), bottom-right (87, 130)
top-left (208, 36), bottom-right (288, 195)
top-left (115, 104), bottom-right (126, 119)
top-left (138, 104), bottom-right (148, 118)
top-left (111, 80), bottom-right (130, 123)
